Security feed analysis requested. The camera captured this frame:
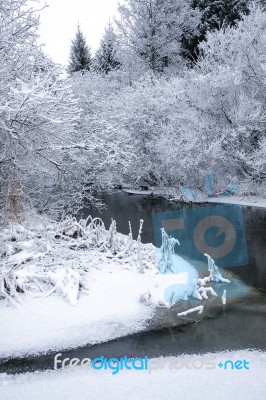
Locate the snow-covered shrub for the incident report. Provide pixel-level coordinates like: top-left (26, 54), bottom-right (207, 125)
top-left (0, 216), bottom-right (156, 307)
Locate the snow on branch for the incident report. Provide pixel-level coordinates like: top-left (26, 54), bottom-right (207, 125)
top-left (177, 306), bottom-right (204, 317)
top-left (204, 253), bottom-right (231, 283)
top-left (0, 215), bottom-right (156, 307)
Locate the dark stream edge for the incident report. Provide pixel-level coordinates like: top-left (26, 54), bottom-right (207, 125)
top-left (1, 296), bottom-right (266, 376)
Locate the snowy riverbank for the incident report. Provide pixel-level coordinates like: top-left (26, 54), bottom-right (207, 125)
top-left (0, 215), bottom-right (231, 359)
top-left (1, 350), bottom-right (265, 400)
top-left (207, 196), bottom-right (266, 208)
top-left (133, 185), bottom-right (266, 209)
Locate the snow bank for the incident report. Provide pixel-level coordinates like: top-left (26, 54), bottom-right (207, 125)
top-left (0, 265), bottom-right (154, 358)
top-left (208, 196), bottom-right (266, 208)
top-left (0, 216), bottom-right (231, 358)
top-left (0, 250), bottom-right (219, 358)
top-left (0, 216), bottom-right (156, 306)
top-left (0, 350), bottom-right (265, 400)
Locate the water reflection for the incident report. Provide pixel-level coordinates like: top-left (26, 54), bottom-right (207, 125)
top-left (81, 191), bottom-right (266, 289)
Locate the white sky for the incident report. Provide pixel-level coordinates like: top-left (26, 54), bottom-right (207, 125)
top-left (38, 0), bottom-right (120, 66)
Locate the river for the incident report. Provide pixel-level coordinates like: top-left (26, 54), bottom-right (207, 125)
top-left (1, 191), bottom-right (266, 374)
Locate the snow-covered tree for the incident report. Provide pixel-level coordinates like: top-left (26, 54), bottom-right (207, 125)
top-left (0, 1), bottom-right (136, 221)
top-left (195, 2), bottom-right (266, 190)
top-left (83, 2), bottom-right (265, 197)
top-left (69, 72), bottom-right (137, 189)
top-left (182, 0), bottom-right (250, 61)
top-left (0, 0), bottom-right (82, 219)
top-left (116, 0), bottom-right (200, 73)
top-left (94, 23), bottom-right (121, 74)
top-left (150, 2), bottom-right (266, 195)
top-left (192, 0), bottom-right (250, 31)
top-left (68, 24), bottom-right (92, 73)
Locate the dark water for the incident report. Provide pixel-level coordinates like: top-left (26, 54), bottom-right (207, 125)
top-left (1, 298), bottom-right (266, 375)
top-left (81, 191), bottom-right (266, 289)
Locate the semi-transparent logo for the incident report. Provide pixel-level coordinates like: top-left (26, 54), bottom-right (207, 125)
top-left (152, 204), bottom-right (249, 301)
top-left (153, 204), bottom-right (248, 268)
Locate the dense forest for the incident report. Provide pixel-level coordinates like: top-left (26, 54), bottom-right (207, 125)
top-left (1, 0), bottom-right (266, 221)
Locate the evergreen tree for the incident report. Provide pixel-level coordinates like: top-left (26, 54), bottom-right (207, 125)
top-left (68, 24), bottom-right (92, 73)
top-left (116, 0), bottom-right (199, 73)
top-left (192, 0), bottom-right (250, 30)
top-left (182, 0), bottom-right (250, 62)
top-left (94, 23), bottom-right (120, 74)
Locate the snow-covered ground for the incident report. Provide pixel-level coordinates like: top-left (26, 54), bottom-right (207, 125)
top-left (0, 216), bottom-right (229, 359)
top-left (153, 186), bottom-right (266, 209)
top-left (208, 196), bottom-right (266, 208)
top-left (1, 350), bottom-right (265, 400)
top-left (0, 256), bottom-right (195, 358)
top-left (0, 265), bottom-right (154, 358)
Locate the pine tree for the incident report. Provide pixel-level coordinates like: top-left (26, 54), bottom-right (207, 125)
top-left (182, 0), bottom-right (250, 62)
top-left (116, 0), bottom-right (199, 73)
top-left (68, 24), bottom-right (92, 73)
top-left (94, 23), bottom-right (120, 74)
top-left (192, 0), bottom-right (250, 31)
